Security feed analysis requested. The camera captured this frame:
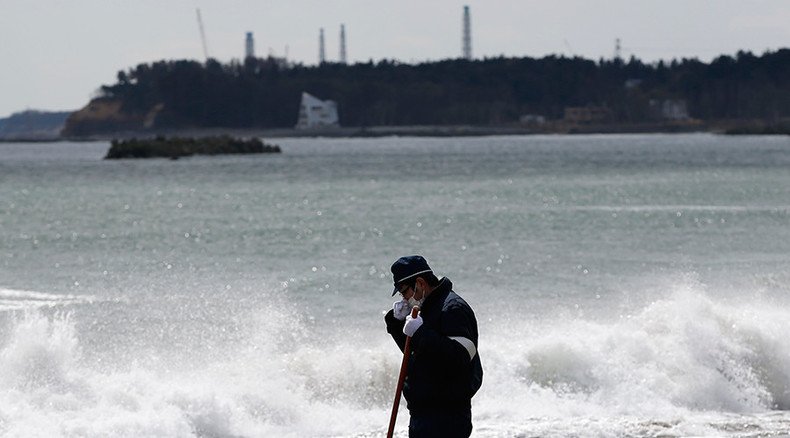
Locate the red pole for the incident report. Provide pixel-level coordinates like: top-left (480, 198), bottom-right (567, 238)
top-left (386, 306), bottom-right (420, 438)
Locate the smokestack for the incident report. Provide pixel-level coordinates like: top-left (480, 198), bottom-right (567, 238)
top-left (339, 24), bottom-right (347, 64)
top-left (245, 32), bottom-right (254, 59)
top-left (319, 28), bottom-right (326, 64)
top-left (462, 6), bottom-right (472, 60)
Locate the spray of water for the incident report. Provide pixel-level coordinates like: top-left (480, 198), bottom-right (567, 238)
top-left (476, 281), bottom-right (790, 435)
top-left (1, 280), bottom-right (789, 436)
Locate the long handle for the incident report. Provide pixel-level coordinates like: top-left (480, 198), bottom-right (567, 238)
top-left (386, 306), bottom-right (420, 438)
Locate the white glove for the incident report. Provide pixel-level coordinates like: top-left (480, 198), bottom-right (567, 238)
top-left (393, 299), bottom-right (410, 321)
top-left (403, 313), bottom-right (423, 337)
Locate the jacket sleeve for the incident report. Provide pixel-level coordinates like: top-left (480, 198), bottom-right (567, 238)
top-left (384, 308), bottom-right (407, 352)
top-left (410, 303), bottom-right (476, 368)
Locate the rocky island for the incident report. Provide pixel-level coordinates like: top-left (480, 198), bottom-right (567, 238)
top-left (104, 136), bottom-right (281, 159)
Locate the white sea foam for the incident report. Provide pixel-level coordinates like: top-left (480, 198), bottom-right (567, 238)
top-left (0, 308), bottom-right (404, 437)
top-left (475, 281), bottom-right (790, 436)
top-left (1, 283), bottom-right (790, 437)
top-left (0, 288), bottom-right (94, 311)
top-left (556, 205), bottom-right (790, 213)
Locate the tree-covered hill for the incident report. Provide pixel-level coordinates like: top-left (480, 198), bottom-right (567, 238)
top-left (62, 50), bottom-right (790, 135)
top-left (0, 110), bottom-right (72, 140)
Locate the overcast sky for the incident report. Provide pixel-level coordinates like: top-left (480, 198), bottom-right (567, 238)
top-left (2, 0), bottom-right (789, 118)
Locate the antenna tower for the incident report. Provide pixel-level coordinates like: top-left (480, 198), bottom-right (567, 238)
top-left (196, 8), bottom-right (209, 61)
top-left (462, 6), bottom-right (472, 60)
top-left (319, 28), bottom-right (326, 64)
top-left (614, 38), bottom-right (622, 61)
top-left (340, 24), bottom-right (347, 64)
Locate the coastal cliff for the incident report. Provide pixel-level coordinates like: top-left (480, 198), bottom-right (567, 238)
top-left (61, 98), bottom-right (163, 137)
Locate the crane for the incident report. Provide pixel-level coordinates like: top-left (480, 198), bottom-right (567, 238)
top-left (196, 8), bottom-right (210, 61)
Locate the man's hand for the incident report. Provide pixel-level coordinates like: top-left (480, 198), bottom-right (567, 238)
top-left (403, 313), bottom-right (423, 337)
top-left (392, 299), bottom-right (410, 321)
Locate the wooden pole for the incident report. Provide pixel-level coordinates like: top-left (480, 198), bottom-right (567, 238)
top-left (386, 306), bottom-right (420, 438)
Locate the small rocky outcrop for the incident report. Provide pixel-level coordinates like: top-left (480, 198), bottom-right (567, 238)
top-left (104, 136), bottom-right (281, 159)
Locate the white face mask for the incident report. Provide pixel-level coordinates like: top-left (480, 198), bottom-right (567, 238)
top-left (407, 286), bottom-right (424, 308)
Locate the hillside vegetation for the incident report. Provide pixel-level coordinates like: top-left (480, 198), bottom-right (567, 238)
top-left (62, 50), bottom-right (790, 136)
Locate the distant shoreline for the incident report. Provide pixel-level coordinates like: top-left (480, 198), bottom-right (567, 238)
top-left (4, 120), bottom-right (790, 142)
top-left (1, 123), bottom-right (706, 142)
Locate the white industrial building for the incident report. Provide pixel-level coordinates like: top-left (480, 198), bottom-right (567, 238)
top-left (295, 92), bottom-right (339, 129)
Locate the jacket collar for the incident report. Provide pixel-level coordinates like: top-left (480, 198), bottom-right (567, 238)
top-left (421, 277), bottom-right (452, 313)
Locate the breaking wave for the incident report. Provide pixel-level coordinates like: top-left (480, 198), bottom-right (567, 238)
top-left (477, 282), bottom-right (790, 435)
top-left (1, 281), bottom-right (790, 436)
top-left (0, 287), bottom-right (94, 311)
top-left (0, 307), bottom-right (402, 437)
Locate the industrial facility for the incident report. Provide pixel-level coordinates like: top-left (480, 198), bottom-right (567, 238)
top-left (339, 24), bottom-right (347, 64)
top-left (295, 92), bottom-right (339, 129)
top-left (245, 32), bottom-right (254, 59)
top-left (463, 6), bottom-right (472, 60)
top-left (316, 24), bottom-right (348, 64)
top-left (196, 5), bottom-right (476, 65)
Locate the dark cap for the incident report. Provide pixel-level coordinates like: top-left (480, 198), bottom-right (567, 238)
top-left (390, 255), bottom-right (433, 296)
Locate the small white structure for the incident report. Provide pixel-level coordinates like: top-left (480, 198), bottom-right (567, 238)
top-left (295, 92), bottom-right (339, 129)
top-left (519, 114), bottom-right (546, 125)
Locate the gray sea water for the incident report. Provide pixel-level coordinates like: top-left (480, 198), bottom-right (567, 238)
top-left (1, 134), bottom-right (790, 437)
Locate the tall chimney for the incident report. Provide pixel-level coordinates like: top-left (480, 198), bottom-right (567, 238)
top-left (462, 6), bottom-right (472, 60)
top-left (339, 24), bottom-right (347, 64)
top-left (319, 28), bottom-right (326, 64)
top-left (245, 32), bottom-right (254, 59)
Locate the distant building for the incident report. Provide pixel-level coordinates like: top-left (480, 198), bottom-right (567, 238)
top-left (519, 114), bottom-right (546, 125)
top-left (319, 28), bottom-right (326, 64)
top-left (295, 92), bottom-right (339, 129)
top-left (339, 24), bottom-right (347, 64)
top-left (462, 6), bottom-right (472, 60)
top-left (563, 106), bottom-right (611, 124)
top-left (245, 32), bottom-right (255, 59)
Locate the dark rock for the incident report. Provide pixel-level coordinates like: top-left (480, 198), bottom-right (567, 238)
top-left (104, 136), bottom-right (281, 159)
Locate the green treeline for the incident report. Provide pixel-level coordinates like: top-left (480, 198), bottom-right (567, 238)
top-left (93, 50), bottom-right (790, 129)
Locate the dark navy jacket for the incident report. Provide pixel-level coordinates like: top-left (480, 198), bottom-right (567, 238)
top-left (385, 277), bottom-right (483, 414)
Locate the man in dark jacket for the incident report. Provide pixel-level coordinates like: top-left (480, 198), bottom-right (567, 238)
top-left (384, 255), bottom-right (483, 437)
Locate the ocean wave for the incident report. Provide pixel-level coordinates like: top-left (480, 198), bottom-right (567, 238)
top-left (552, 204), bottom-right (790, 213)
top-left (2, 283), bottom-right (790, 436)
top-left (0, 309), bottom-right (400, 437)
top-left (0, 287), bottom-right (94, 311)
top-left (478, 282), bottom-right (790, 426)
